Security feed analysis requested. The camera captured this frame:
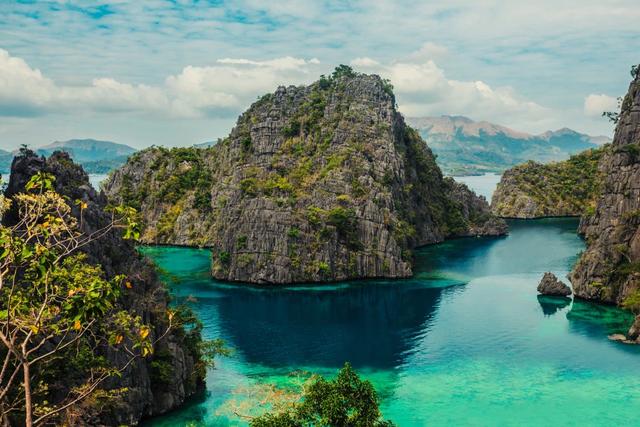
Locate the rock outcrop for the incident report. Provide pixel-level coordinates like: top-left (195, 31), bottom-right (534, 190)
top-left (537, 272), bottom-right (572, 296)
top-left (4, 150), bottom-right (205, 425)
top-left (490, 146), bottom-right (607, 218)
top-left (105, 68), bottom-right (507, 284)
top-left (627, 316), bottom-right (640, 342)
top-left (569, 69), bottom-right (640, 305)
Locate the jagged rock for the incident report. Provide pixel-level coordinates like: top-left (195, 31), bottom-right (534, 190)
top-left (445, 178), bottom-right (509, 236)
top-left (537, 272), bottom-right (572, 296)
top-left (4, 150), bottom-right (204, 425)
top-left (105, 70), bottom-right (507, 284)
top-left (490, 147), bottom-right (607, 219)
top-left (569, 69), bottom-right (640, 305)
top-left (628, 315), bottom-right (640, 342)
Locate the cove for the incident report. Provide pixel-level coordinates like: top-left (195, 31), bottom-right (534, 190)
top-left (141, 218), bottom-right (639, 427)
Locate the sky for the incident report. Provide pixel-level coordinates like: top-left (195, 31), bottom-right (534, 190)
top-left (0, 0), bottom-right (638, 150)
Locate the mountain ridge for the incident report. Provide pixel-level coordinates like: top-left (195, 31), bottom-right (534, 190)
top-left (407, 115), bottom-right (611, 175)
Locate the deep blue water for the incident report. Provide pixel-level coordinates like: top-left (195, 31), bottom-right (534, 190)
top-left (142, 218), bottom-right (639, 426)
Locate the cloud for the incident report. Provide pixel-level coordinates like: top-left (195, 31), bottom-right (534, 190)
top-left (406, 42), bottom-right (449, 61)
top-left (350, 57), bottom-right (380, 68)
top-left (0, 49), bottom-right (323, 119)
top-left (584, 94), bottom-right (619, 117)
top-left (350, 59), bottom-right (550, 128)
top-left (1, 47), bottom-right (549, 130)
top-left (0, 49), bottom-right (56, 116)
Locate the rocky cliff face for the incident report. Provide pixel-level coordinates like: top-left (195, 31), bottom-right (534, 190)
top-left (5, 150), bottom-right (204, 425)
top-left (570, 70), bottom-right (640, 305)
top-left (490, 146), bottom-right (607, 218)
top-left (105, 69), bottom-right (506, 284)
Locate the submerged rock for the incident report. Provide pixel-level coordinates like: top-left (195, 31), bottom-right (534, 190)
top-left (607, 333), bottom-right (627, 342)
top-left (105, 68), bottom-right (507, 284)
top-left (537, 272), bottom-right (572, 297)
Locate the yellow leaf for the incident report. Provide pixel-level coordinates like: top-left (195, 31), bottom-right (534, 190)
top-left (30, 325), bottom-right (39, 334)
top-left (125, 281), bottom-right (132, 289)
top-left (115, 334), bottom-right (123, 345)
top-left (81, 202), bottom-right (88, 209)
top-left (68, 289), bottom-right (76, 297)
top-left (41, 221), bottom-right (50, 228)
top-left (139, 327), bottom-right (150, 339)
top-left (73, 320), bottom-right (81, 330)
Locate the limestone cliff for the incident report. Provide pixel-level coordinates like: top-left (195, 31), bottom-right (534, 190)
top-left (105, 68), bottom-right (507, 284)
top-left (490, 146), bottom-right (607, 218)
top-left (4, 150), bottom-right (205, 425)
top-left (570, 69), bottom-right (640, 306)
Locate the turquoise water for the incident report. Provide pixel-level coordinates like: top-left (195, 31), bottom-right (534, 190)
top-left (142, 218), bottom-right (639, 427)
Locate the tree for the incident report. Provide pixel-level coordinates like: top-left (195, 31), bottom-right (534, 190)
top-left (0, 172), bottom-right (172, 426)
top-left (250, 363), bottom-right (395, 427)
top-left (331, 64), bottom-right (357, 80)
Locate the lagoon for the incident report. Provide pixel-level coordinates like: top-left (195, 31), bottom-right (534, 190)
top-left (142, 218), bottom-right (639, 427)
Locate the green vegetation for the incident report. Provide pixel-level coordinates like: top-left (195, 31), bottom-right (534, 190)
top-left (0, 173), bottom-right (156, 425)
top-left (120, 147), bottom-right (213, 213)
top-left (493, 145), bottom-right (609, 217)
top-left (622, 289), bottom-right (640, 314)
top-left (250, 363), bottom-right (395, 427)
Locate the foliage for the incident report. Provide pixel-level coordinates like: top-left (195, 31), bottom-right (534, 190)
top-left (622, 289), bottom-right (640, 314)
top-left (496, 145), bottom-right (609, 217)
top-left (331, 64), bottom-right (357, 80)
top-left (121, 147), bottom-right (213, 213)
top-left (0, 172), bottom-right (166, 426)
top-left (250, 363), bottom-right (395, 427)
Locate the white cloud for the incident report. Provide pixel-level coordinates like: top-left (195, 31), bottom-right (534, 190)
top-left (356, 60), bottom-right (550, 128)
top-left (0, 49), bottom-right (323, 119)
top-left (584, 94), bottom-right (618, 117)
top-left (350, 57), bottom-right (380, 68)
top-left (407, 42), bottom-right (449, 61)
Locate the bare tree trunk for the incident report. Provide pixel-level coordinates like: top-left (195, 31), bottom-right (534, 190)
top-left (1, 398), bottom-right (11, 427)
top-left (23, 362), bottom-right (31, 427)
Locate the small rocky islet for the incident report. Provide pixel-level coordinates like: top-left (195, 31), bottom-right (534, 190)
top-left (104, 68), bottom-right (507, 285)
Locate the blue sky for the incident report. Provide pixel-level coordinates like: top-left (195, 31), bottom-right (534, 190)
top-left (0, 0), bottom-right (638, 149)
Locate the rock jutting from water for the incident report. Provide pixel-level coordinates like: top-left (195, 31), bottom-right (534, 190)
top-left (537, 272), bottom-right (572, 297)
top-left (4, 150), bottom-right (206, 425)
top-left (569, 67), bottom-right (640, 306)
top-left (627, 316), bottom-right (640, 343)
top-left (104, 67), bottom-right (507, 285)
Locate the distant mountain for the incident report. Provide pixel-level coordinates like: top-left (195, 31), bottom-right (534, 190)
top-left (37, 139), bottom-right (137, 163)
top-left (407, 116), bottom-right (611, 176)
top-left (0, 139), bottom-right (138, 176)
top-left (193, 140), bottom-right (219, 148)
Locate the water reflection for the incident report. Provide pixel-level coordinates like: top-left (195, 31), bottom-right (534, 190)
top-left (537, 295), bottom-right (571, 316)
top-left (567, 299), bottom-right (635, 337)
top-left (211, 282), bottom-right (457, 369)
